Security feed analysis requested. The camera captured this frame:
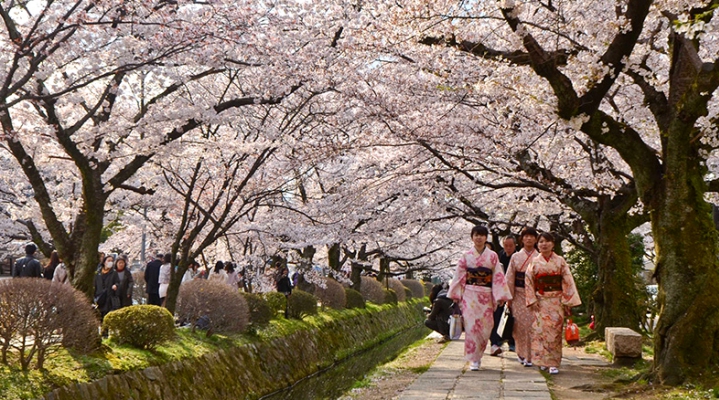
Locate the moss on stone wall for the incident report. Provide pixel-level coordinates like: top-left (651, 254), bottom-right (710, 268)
top-left (42, 301), bottom-right (426, 400)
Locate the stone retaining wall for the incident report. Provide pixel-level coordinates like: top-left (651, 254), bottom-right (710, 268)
top-left (43, 302), bottom-right (426, 400)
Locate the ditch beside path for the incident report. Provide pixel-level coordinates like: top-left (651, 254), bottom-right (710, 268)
top-left (397, 336), bottom-right (611, 400)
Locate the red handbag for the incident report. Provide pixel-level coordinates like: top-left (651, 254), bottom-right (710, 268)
top-left (565, 318), bottom-right (580, 345)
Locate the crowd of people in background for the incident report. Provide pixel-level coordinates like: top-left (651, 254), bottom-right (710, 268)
top-left (10, 245), bottom-right (297, 332)
top-left (424, 225), bottom-right (581, 375)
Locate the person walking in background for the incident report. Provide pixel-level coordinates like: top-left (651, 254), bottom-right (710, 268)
top-left (525, 232), bottom-right (581, 375)
top-left (43, 250), bottom-right (61, 280)
top-left (114, 255), bottom-right (134, 308)
top-left (94, 255), bottom-right (120, 325)
top-left (52, 256), bottom-right (71, 285)
top-left (490, 234), bottom-right (518, 355)
top-left (276, 266), bottom-right (292, 318)
top-left (505, 227), bottom-right (539, 367)
top-left (448, 225), bottom-right (512, 371)
top-left (225, 262), bottom-right (240, 289)
top-left (13, 244), bottom-right (43, 278)
top-left (158, 253), bottom-right (172, 307)
top-left (144, 252), bottom-right (163, 306)
top-left (208, 261), bottom-right (227, 282)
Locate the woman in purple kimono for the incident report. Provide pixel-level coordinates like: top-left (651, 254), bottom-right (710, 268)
top-left (448, 225), bottom-right (513, 371)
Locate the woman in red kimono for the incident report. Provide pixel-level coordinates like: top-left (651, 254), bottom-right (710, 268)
top-left (525, 232), bottom-right (581, 375)
top-left (448, 225), bottom-right (512, 371)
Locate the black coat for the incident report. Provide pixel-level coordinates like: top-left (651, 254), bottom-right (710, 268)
top-left (13, 256), bottom-right (43, 278)
top-left (276, 276), bottom-right (292, 295)
top-left (116, 269), bottom-right (134, 308)
top-left (144, 259), bottom-right (162, 294)
top-left (94, 269), bottom-right (120, 317)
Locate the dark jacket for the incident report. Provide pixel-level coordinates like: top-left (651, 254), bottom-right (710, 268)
top-left (144, 259), bottom-right (162, 294)
top-left (427, 296), bottom-right (455, 324)
top-left (13, 256), bottom-right (43, 278)
top-left (116, 268), bottom-right (135, 308)
top-left (276, 276), bottom-right (292, 295)
top-left (498, 250), bottom-right (514, 273)
top-left (94, 269), bottom-right (120, 317)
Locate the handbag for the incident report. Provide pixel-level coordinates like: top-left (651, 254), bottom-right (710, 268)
top-left (496, 304), bottom-right (510, 337)
top-left (93, 289), bottom-right (108, 308)
top-left (449, 309), bottom-right (463, 340)
top-left (565, 318), bottom-right (580, 345)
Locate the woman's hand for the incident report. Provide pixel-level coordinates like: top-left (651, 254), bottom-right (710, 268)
top-left (112, 284), bottom-right (117, 291)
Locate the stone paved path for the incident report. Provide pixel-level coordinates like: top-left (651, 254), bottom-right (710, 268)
top-left (397, 337), bottom-right (552, 400)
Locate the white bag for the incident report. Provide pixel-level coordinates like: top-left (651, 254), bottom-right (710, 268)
top-left (496, 304), bottom-right (510, 337)
top-left (449, 314), bottom-right (463, 340)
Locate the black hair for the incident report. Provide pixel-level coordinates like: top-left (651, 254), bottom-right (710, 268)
top-left (520, 226), bottom-right (539, 239)
top-left (163, 253), bottom-right (172, 264)
top-left (429, 284), bottom-right (443, 303)
top-left (25, 243), bottom-right (37, 255)
top-left (470, 225), bottom-right (489, 237)
top-left (538, 232), bottom-right (555, 243)
top-left (214, 261), bottom-right (224, 274)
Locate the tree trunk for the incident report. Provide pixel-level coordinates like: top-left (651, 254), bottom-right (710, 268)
top-left (650, 159), bottom-right (719, 384)
top-left (72, 204), bottom-right (105, 297)
top-left (592, 205), bottom-right (643, 336)
top-left (377, 256), bottom-right (390, 282)
top-left (327, 243), bottom-right (342, 272)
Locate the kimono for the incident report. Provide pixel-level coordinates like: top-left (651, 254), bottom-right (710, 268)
top-left (448, 247), bottom-right (512, 363)
top-left (505, 248), bottom-right (537, 363)
top-left (525, 252), bottom-right (581, 368)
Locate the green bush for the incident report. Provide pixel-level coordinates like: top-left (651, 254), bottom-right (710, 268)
top-left (383, 289), bottom-right (398, 305)
top-left (384, 278), bottom-right (406, 302)
top-left (264, 291), bottom-right (287, 316)
top-left (402, 279), bottom-right (426, 298)
top-left (287, 290), bottom-right (318, 319)
top-left (240, 292), bottom-right (272, 326)
top-left (104, 305), bottom-right (175, 350)
top-left (315, 277), bottom-right (346, 310)
top-left (345, 288), bottom-right (366, 309)
top-left (404, 287), bottom-right (413, 300)
top-left (360, 276), bottom-right (385, 304)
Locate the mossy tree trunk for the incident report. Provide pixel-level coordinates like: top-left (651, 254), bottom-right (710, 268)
top-left (591, 194), bottom-right (645, 335)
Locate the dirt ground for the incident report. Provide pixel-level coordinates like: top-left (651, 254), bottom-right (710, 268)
top-left (339, 337), bottom-right (446, 400)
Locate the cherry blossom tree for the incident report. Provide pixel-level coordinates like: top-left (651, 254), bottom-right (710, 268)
top-left (356, 0), bottom-right (719, 383)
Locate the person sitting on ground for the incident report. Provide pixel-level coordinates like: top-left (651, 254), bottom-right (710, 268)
top-left (424, 284), bottom-right (456, 342)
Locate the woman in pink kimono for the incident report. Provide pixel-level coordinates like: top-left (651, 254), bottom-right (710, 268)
top-left (525, 232), bottom-right (581, 375)
top-left (448, 225), bottom-right (512, 371)
top-left (505, 226), bottom-right (539, 367)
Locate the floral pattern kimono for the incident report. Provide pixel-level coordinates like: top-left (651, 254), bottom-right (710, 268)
top-left (525, 252), bottom-right (581, 368)
top-left (448, 247), bottom-right (512, 363)
top-left (505, 248), bottom-right (537, 363)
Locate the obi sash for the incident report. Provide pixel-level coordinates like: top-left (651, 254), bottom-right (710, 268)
top-left (536, 274), bottom-right (562, 294)
top-left (514, 272), bottom-right (525, 288)
top-left (466, 267), bottom-right (492, 287)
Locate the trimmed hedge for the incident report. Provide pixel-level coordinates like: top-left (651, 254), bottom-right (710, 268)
top-left (314, 278), bottom-right (346, 310)
top-left (264, 291), bottom-right (287, 316)
top-left (176, 280), bottom-right (249, 335)
top-left (423, 282), bottom-right (434, 298)
top-left (383, 289), bottom-right (398, 305)
top-left (240, 292), bottom-right (272, 326)
top-left (344, 288), bottom-right (366, 309)
top-left (104, 305), bottom-right (175, 350)
top-left (385, 278), bottom-right (406, 302)
top-left (360, 276), bottom-right (385, 304)
top-left (402, 279), bottom-right (426, 299)
top-left (287, 290), bottom-right (318, 319)
top-left (404, 286), bottom-right (413, 300)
